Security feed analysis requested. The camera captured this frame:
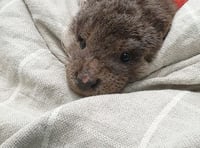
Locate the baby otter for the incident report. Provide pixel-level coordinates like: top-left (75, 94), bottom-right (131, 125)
top-left (64, 0), bottom-right (178, 96)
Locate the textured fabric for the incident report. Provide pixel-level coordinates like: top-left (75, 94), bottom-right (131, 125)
top-left (0, 0), bottom-right (200, 147)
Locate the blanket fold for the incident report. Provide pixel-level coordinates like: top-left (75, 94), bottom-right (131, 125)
top-left (0, 0), bottom-right (200, 147)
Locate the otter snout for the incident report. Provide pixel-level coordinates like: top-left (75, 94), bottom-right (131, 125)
top-left (75, 58), bottom-right (101, 90)
top-left (76, 72), bottom-right (100, 90)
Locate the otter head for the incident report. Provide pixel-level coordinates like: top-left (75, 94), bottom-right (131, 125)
top-left (64, 0), bottom-right (176, 96)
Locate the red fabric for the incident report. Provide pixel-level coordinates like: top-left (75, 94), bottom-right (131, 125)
top-left (174, 0), bottom-right (188, 8)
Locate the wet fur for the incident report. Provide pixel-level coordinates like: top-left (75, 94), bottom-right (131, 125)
top-left (64, 0), bottom-right (177, 96)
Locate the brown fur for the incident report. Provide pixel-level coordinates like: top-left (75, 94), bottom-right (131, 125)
top-left (64, 0), bottom-right (177, 96)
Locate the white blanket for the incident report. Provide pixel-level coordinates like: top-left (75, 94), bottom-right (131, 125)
top-left (0, 0), bottom-right (200, 147)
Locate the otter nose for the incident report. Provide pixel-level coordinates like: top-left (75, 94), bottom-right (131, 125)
top-left (76, 73), bottom-right (100, 90)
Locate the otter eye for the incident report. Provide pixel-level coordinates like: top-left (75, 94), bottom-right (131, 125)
top-left (120, 52), bottom-right (132, 63)
top-left (78, 35), bottom-right (86, 49)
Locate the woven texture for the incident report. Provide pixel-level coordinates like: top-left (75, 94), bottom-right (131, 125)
top-left (0, 0), bottom-right (200, 147)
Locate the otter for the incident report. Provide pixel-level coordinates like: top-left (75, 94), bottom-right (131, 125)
top-left (64, 0), bottom-right (178, 96)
